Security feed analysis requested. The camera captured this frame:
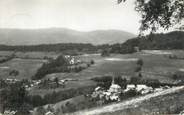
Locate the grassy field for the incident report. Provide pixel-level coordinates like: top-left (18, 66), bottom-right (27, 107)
top-left (0, 51), bottom-right (60, 80)
top-left (29, 80), bottom-right (96, 96)
top-left (0, 51), bottom-right (61, 59)
top-left (1, 50), bottom-right (184, 96)
top-left (0, 58), bottom-right (46, 79)
top-left (45, 50), bottom-right (184, 82)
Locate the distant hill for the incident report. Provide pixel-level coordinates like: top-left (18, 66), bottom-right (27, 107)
top-left (110, 31), bottom-right (184, 54)
top-left (0, 28), bottom-right (135, 45)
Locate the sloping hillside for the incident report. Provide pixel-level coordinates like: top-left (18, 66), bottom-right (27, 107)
top-left (110, 31), bottom-right (184, 54)
top-left (0, 28), bottom-right (135, 45)
top-left (70, 85), bottom-right (184, 115)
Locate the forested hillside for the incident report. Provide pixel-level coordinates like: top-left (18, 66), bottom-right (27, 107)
top-left (110, 31), bottom-right (184, 54)
top-left (0, 31), bottom-right (183, 54)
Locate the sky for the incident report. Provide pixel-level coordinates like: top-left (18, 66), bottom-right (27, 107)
top-left (0, 0), bottom-right (141, 34)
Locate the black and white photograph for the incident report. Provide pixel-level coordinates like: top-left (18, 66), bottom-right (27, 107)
top-left (0, 0), bottom-right (184, 115)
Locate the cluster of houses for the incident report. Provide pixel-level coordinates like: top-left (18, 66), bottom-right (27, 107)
top-left (24, 80), bottom-right (42, 90)
top-left (64, 55), bottom-right (81, 65)
top-left (4, 78), bottom-right (20, 84)
top-left (91, 78), bottom-right (122, 102)
top-left (1, 110), bottom-right (17, 115)
top-left (91, 77), bottom-right (172, 103)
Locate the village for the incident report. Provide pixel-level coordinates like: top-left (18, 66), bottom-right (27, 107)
top-left (1, 51), bottom-right (184, 115)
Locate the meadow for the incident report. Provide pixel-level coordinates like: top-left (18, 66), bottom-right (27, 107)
top-left (1, 50), bottom-right (184, 96)
top-left (0, 58), bottom-right (46, 79)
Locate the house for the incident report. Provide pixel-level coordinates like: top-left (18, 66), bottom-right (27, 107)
top-left (136, 85), bottom-right (148, 92)
top-left (3, 110), bottom-right (17, 115)
top-left (45, 111), bottom-right (54, 115)
top-left (154, 87), bottom-right (164, 92)
top-left (109, 93), bottom-right (120, 101)
top-left (124, 84), bottom-right (136, 92)
top-left (136, 85), bottom-right (153, 94)
top-left (95, 86), bottom-right (102, 91)
top-left (124, 84), bottom-right (153, 94)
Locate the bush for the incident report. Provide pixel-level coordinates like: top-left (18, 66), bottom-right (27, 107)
top-left (90, 60), bottom-right (95, 65)
top-left (120, 89), bottom-right (140, 100)
top-left (35, 106), bottom-right (46, 115)
top-left (137, 58), bottom-right (143, 66)
top-left (9, 70), bottom-right (19, 76)
top-left (142, 78), bottom-right (161, 88)
top-left (101, 49), bottom-right (110, 57)
top-left (91, 76), bottom-right (127, 89)
top-left (0, 54), bottom-right (15, 64)
top-left (130, 76), bottom-right (141, 86)
top-left (172, 71), bottom-right (184, 80)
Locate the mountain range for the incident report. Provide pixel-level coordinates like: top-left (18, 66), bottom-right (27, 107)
top-left (0, 28), bottom-right (135, 45)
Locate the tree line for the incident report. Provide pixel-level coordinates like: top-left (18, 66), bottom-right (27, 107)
top-left (0, 31), bottom-right (183, 55)
top-left (110, 31), bottom-right (184, 54)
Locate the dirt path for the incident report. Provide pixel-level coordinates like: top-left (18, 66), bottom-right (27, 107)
top-left (69, 85), bottom-right (184, 115)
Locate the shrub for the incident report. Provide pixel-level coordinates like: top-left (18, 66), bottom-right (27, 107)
top-left (91, 76), bottom-right (127, 89)
top-left (142, 78), bottom-right (161, 88)
top-left (101, 49), bottom-right (110, 57)
top-left (90, 60), bottom-right (95, 65)
top-left (120, 89), bottom-right (140, 100)
top-left (137, 58), bottom-right (143, 66)
top-left (172, 71), bottom-right (184, 80)
top-left (130, 76), bottom-right (141, 86)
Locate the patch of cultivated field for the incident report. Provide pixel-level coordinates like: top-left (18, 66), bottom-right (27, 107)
top-left (0, 58), bottom-right (45, 79)
top-left (44, 54), bottom-right (137, 81)
top-left (2, 50), bottom-right (184, 96)
top-left (31, 50), bottom-right (184, 96)
top-left (0, 51), bottom-right (60, 59)
top-left (139, 53), bottom-right (184, 81)
top-left (0, 51), bottom-right (14, 57)
top-left (41, 95), bottom-right (86, 111)
top-left (45, 51), bottom-right (184, 82)
top-left (142, 50), bottom-right (172, 55)
top-left (29, 80), bottom-right (96, 96)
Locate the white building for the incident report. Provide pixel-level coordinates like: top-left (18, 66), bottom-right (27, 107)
top-left (108, 77), bottom-right (121, 93)
top-left (136, 85), bottom-right (153, 94)
top-left (45, 111), bottom-right (54, 115)
top-left (124, 84), bottom-right (136, 92)
top-left (92, 76), bottom-right (122, 102)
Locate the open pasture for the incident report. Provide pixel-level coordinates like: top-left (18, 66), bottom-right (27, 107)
top-left (1, 50), bottom-right (184, 96)
top-left (45, 50), bottom-right (184, 83)
top-left (0, 51), bottom-right (61, 59)
top-left (0, 58), bottom-right (46, 79)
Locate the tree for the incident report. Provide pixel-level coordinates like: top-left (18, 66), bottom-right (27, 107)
top-left (101, 49), bottom-right (110, 57)
top-left (54, 77), bottom-right (59, 87)
top-left (35, 106), bottom-right (46, 115)
top-left (0, 82), bottom-right (28, 111)
top-left (9, 70), bottom-right (19, 76)
top-left (15, 103), bottom-right (32, 115)
top-left (131, 58), bottom-right (144, 86)
top-left (118, 0), bottom-right (184, 34)
top-left (90, 59), bottom-right (95, 65)
top-left (135, 59), bottom-right (143, 76)
top-left (137, 58), bottom-right (143, 66)
top-left (130, 76), bottom-right (140, 86)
